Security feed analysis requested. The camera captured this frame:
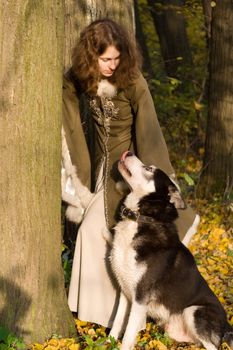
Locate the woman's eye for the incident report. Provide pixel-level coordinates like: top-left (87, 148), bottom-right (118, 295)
top-left (100, 58), bottom-right (109, 62)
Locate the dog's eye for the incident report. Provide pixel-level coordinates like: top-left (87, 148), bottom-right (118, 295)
top-left (144, 166), bottom-right (154, 173)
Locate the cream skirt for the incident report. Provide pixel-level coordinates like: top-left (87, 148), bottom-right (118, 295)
top-left (67, 169), bottom-right (120, 327)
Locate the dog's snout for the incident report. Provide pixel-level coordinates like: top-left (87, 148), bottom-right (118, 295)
top-left (126, 151), bottom-right (134, 157)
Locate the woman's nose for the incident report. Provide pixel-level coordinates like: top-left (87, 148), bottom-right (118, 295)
top-left (109, 60), bottom-right (117, 70)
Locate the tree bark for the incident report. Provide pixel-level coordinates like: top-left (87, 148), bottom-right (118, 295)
top-left (0, 0), bottom-right (75, 343)
top-left (63, 0), bottom-right (135, 71)
top-left (199, 1), bottom-right (233, 198)
top-left (147, 0), bottom-right (192, 77)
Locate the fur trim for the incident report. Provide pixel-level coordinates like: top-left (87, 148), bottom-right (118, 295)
top-left (182, 214), bottom-right (200, 247)
top-left (169, 173), bottom-right (181, 192)
top-left (61, 127), bottom-right (94, 223)
top-left (97, 79), bottom-right (117, 98)
top-left (65, 205), bottom-right (84, 224)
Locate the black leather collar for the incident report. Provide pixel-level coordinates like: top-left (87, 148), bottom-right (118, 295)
top-left (120, 204), bottom-right (157, 224)
top-left (120, 204), bottom-right (140, 221)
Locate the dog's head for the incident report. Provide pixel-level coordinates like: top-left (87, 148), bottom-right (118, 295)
top-left (118, 151), bottom-right (185, 210)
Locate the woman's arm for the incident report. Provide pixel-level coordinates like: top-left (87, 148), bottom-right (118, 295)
top-left (129, 73), bottom-right (174, 176)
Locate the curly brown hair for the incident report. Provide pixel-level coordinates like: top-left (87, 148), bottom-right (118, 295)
top-left (72, 18), bottom-right (142, 95)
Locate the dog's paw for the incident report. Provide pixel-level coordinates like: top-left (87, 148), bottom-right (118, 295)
top-left (121, 343), bottom-right (135, 350)
top-left (109, 330), bottom-right (120, 340)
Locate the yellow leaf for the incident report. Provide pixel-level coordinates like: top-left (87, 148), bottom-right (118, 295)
top-left (221, 342), bottom-right (232, 350)
top-left (148, 339), bottom-right (168, 349)
top-left (88, 328), bottom-right (96, 336)
top-left (69, 344), bottom-right (80, 350)
top-left (220, 268), bottom-right (229, 275)
top-left (194, 101), bottom-right (203, 111)
top-left (31, 343), bottom-right (45, 350)
top-left (146, 323), bottom-right (152, 332)
top-left (47, 339), bottom-right (58, 347)
top-left (218, 296), bottom-right (225, 303)
top-left (76, 319), bottom-right (88, 327)
top-left (59, 339), bottom-right (73, 347)
top-left (207, 257), bottom-right (216, 265)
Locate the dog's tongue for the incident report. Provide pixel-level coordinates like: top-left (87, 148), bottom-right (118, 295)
top-left (121, 151), bottom-right (130, 162)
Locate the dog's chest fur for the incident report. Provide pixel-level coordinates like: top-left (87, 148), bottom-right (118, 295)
top-left (110, 219), bottom-right (146, 300)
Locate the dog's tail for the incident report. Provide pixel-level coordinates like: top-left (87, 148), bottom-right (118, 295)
top-left (222, 323), bottom-right (233, 349)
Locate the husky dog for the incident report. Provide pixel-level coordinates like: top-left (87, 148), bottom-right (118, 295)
top-left (108, 151), bottom-right (233, 350)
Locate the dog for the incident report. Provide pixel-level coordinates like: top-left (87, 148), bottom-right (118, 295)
top-left (107, 151), bottom-right (233, 350)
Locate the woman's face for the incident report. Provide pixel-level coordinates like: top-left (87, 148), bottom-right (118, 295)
top-left (98, 45), bottom-right (121, 77)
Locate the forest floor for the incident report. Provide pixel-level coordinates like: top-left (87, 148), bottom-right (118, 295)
top-left (32, 199), bottom-right (233, 350)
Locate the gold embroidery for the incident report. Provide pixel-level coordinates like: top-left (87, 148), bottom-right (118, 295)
top-left (89, 96), bottom-right (119, 227)
top-left (89, 96), bottom-right (119, 132)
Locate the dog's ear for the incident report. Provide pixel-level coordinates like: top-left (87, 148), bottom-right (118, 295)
top-left (168, 185), bottom-right (186, 209)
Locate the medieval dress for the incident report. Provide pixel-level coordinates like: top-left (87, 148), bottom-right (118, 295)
top-left (62, 71), bottom-right (200, 327)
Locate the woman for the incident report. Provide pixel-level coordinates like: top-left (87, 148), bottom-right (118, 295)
top-left (62, 18), bottom-right (199, 328)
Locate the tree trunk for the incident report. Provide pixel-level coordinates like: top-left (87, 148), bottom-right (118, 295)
top-left (0, 0), bottom-right (75, 343)
top-left (202, 0), bottom-right (212, 47)
top-left (147, 0), bottom-right (192, 77)
top-left (63, 0), bottom-right (134, 71)
top-left (134, 0), bottom-right (154, 78)
top-left (199, 1), bottom-right (233, 198)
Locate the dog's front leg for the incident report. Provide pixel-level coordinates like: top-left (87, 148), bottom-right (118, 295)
top-left (110, 292), bottom-right (129, 340)
top-left (121, 301), bottom-right (147, 350)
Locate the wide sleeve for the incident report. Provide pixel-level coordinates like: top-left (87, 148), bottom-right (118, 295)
top-left (129, 73), bottom-right (174, 176)
top-left (62, 75), bottom-right (91, 189)
top-left (129, 74), bottom-right (198, 241)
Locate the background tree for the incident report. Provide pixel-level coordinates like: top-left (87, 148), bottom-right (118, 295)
top-left (147, 0), bottom-right (192, 77)
top-left (199, 1), bottom-right (233, 199)
top-left (0, 0), bottom-right (75, 343)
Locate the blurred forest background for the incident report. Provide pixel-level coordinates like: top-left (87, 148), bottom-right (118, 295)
top-left (136, 0), bottom-right (208, 197)
top-left (134, 0), bottom-right (232, 204)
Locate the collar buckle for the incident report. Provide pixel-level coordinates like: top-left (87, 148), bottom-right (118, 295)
top-left (121, 204), bottom-right (139, 222)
